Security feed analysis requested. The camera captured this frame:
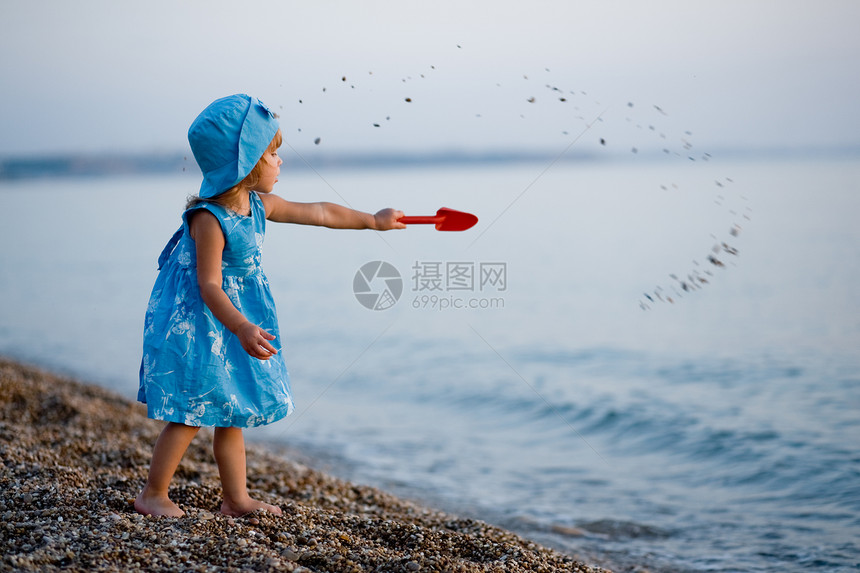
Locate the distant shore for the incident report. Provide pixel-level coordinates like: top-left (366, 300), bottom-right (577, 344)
top-left (0, 150), bottom-right (591, 181)
top-left (3, 144), bottom-right (857, 181)
top-left (0, 357), bottom-right (609, 572)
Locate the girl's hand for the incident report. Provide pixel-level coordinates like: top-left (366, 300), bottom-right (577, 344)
top-left (374, 208), bottom-right (407, 231)
top-left (236, 322), bottom-right (279, 360)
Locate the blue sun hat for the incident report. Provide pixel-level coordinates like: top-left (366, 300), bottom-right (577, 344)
top-left (188, 94), bottom-right (280, 199)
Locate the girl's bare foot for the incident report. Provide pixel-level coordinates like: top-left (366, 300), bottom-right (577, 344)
top-left (134, 491), bottom-right (185, 517)
top-left (220, 497), bottom-right (283, 517)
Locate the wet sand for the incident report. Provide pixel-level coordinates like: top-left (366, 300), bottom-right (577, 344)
top-left (0, 358), bottom-right (609, 572)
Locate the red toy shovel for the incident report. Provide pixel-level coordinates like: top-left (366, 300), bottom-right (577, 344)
top-left (398, 207), bottom-right (478, 231)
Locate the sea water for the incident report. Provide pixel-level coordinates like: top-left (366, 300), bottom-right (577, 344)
top-left (1, 156), bottom-right (858, 572)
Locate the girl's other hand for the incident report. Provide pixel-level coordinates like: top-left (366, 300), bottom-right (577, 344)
top-left (374, 208), bottom-right (407, 231)
top-left (236, 322), bottom-right (279, 360)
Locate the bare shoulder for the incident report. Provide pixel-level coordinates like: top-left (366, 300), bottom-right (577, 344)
top-left (259, 193), bottom-right (288, 217)
top-left (187, 208), bottom-right (222, 243)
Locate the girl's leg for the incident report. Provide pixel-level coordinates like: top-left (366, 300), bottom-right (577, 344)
top-left (213, 426), bottom-right (282, 516)
top-left (134, 422), bottom-right (200, 517)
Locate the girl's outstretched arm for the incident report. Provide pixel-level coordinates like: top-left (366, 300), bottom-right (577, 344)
top-left (190, 210), bottom-right (279, 360)
top-left (261, 194), bottom-right (406, 230)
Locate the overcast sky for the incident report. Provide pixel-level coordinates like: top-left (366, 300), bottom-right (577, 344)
top-left (2, 0), bottom-right (859, 156)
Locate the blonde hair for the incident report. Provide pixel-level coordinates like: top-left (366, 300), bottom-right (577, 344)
top-left (186, 129), bottom-right (283, 210)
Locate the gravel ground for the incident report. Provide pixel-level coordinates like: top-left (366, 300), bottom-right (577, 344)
top-left (0, 358), bottom-right (610, 572)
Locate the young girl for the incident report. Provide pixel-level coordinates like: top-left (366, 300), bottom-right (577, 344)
top-left (135, 94), bottom-right (405, 517)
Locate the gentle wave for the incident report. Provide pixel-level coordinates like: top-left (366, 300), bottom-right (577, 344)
top-left (444, 347), bottom-right (859, 500)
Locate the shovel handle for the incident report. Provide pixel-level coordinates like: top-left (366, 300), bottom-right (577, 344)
top-left (398, 216), bottom-right (442, 225)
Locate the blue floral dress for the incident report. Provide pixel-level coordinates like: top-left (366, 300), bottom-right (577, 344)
top-left (138, 191), bottom-right (294, 427)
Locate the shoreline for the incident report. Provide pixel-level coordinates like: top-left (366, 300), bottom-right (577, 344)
top-left (0, 357), bottom-right (609, 572)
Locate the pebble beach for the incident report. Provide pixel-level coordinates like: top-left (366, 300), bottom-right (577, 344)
top-left (0, 358), bottom-right (610, 573)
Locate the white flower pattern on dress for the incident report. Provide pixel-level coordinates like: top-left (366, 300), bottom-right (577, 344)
top-left (209, 330), bottom-right (224, 358)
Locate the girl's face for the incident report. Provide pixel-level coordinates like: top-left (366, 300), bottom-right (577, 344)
top-left (253, 148), bottom-right (282, 194)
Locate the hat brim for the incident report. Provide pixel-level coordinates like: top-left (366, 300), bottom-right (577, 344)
top-left (197, 156), bottom-right (247, 199)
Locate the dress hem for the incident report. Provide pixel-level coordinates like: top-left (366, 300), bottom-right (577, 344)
top-left (141, 402), bottom-right (295, 429)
